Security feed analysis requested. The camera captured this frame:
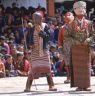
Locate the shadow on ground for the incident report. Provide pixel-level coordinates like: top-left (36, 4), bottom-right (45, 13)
top-left (0, 90), bottom-right (95, 95)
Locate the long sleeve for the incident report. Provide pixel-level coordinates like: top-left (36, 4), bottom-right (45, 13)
top-left (86, 22), bottom-right (95, 48)
top-left (58, 26), bottom-right (65, 48)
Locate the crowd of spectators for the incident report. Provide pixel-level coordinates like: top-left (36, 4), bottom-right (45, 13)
top-left (0, 2), bottom-right (95, 78)
top-left (0, 2), bottom-right (67, 78)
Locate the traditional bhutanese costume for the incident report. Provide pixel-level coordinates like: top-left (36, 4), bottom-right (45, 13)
top-left (28, 22), bottom-right (54, 87)
top-left (70, 17), bottom-right (95, 89)
top-left (24, 12), bottom-right (57, 92)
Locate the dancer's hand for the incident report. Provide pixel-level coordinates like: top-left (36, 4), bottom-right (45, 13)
top-left (84, 38), bottom-right (90, 45)
top-left (35, 25), bottom-right (42, 32)
top-left (58, 46), bottom-right (63, 53)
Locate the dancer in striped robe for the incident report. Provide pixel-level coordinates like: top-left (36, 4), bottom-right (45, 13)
top-left (24, 11), bottom-right (57, 92)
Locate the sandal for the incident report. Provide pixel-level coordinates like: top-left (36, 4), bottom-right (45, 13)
top-left (83, 88), bottom-right (91, 91)
top-left (64, 80), bottom-right (70, 84)
top-left (24, 89), bottom-right (31, 92)
top-left (76, 87), bottom-right (83, 91)
top-left (49, 87), bottom-right (57, 91)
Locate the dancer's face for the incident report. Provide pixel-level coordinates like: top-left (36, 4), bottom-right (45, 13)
top-left (74, 6), bottom-right (86, 16)
top-left (64, 12), bottom-right (74, 24)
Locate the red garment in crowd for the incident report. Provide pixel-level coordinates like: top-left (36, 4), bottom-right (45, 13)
top-left (15, 59), bottom-right (29, 72)
top-left (58, 26), bottom-right (65, 48)
top-left (24, 60), bottom-right (29, 72)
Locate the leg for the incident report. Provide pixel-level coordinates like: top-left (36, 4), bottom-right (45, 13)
top-left (0, 72), bottom-right (5, 78)
top-left (24, 76), bottom-right (33, 92)
top-left (64, 65), bottom-right (71, 84)
top-left (46, 73), bottom-right (57, 91)
top-left (51, 63), bottom-right (57, 75)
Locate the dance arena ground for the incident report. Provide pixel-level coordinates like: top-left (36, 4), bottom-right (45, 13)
top-left (0, 76), bottom-right (95, 96)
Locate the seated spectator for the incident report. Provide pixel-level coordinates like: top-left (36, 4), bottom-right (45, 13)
top-left (8, 41), bottom-right (15, 51)
top-left (48, 43), bottom-right (66, 76)
top-left (17, 45), bottom-right (24, 53)
top-left (10, 44), bottom-right (17, 56)
top-left (15, 53), bottom-right (29, 76)
top-left (0, 36), bottom-right (10, 54)
top-left (0, 48), bottom-right (7, 64)
top-left (5, 54), bottom-right (17, 77)
top-left (14, 30), bottom-right (21, 44)
top-left (9, 45), bottom-right (17, 67)
top-left (9, 34), bottom-right (16, 44)
top-left (0, 47), bottom-right (7, 56)
top-left (48, 44), bottom-right (60, 75)
top-left (24, 50), bottom-right (31, 61)
top-left (56, 60), bottom-right (66, 76)
top-left (0, 53), bottom-right (6, 78)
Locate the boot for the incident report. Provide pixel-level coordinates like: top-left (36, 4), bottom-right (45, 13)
top-left (49, 85), bottom-right (57, 91)
top-left (47, 74), bottom-right (57, 91)
top-left (64, 66), bottom-right (71, 84)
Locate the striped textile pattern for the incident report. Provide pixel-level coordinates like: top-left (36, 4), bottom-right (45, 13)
top-left (71, 44), bottom-right (91, 88)
top-left (29, 30), bottom-right (51, 79)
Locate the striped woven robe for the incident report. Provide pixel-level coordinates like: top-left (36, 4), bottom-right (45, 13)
top-left (28, 24), bottom-right (51, 79)
top-left (70, 17), bottom-right (95, 88)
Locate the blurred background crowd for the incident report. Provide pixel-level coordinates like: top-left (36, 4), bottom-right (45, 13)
top-left (0, 0), bottom-right (95, 78)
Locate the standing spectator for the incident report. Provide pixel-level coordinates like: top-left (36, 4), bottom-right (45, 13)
top-left (5, 7), bottom-right (13, 26)
top-left (26, 22), bottom-right (34, 49)
top-left (0, 5), bottom-right (6, 36)
top-left (53, 25), bottom-right (60, 43)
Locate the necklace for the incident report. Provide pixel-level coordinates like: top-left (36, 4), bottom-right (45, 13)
top-left (76, 17), bottom-right (85, 30)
